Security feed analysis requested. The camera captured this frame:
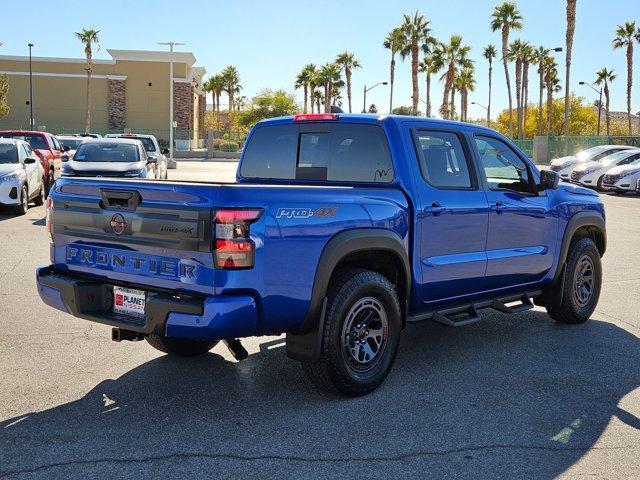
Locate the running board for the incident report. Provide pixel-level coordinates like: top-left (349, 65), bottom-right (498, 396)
top-left (407, 290), bottom-right (540, 327)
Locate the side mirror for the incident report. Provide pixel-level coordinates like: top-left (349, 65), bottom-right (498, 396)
top-left (539, 169), bottom-right (560, 191)
top-left (62, 145), bottom-right (71, 152)
top-left (146, 157), bottom-right (158, 165)
top-left (61, 155), bottom-right (69, 162)
top-left (24, 157), bottom-right (37, 165)
top-left (161, 148), bottom-right (169, 155)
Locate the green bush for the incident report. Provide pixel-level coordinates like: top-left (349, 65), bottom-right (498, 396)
top-left (212, 138), bottom-right (239, 152)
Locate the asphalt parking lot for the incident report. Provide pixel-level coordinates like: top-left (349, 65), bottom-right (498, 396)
top-left (0, 161), bottom-right (639, 479)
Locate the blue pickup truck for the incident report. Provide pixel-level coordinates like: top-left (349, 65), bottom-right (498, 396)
top-left (37, 114), bottom-right (606, 396)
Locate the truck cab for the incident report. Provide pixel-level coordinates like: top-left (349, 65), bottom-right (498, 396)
top-left (36, 114), bottom-right (606, 396)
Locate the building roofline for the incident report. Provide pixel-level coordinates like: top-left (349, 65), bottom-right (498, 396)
top-left (0, 49), bottom-right (198, 67)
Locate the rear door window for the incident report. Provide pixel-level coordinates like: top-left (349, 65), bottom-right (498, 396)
top-left (241, 123), bottom-right (393, 183)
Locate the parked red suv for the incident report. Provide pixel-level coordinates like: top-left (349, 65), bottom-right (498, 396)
top-left (0, 130), bottom-right (66, 194)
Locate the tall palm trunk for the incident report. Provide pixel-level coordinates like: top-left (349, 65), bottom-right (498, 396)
top-left (411, 43), bottom-right (419, 115)
top-left (487, 58), bottom-right (493, 126)
top-left (522, 60), bottom-right (529, 137)
top-left (546, 78), bottom-right (554, 134)
top-left (604, 82), bottom-right (611, 136)
top-left (84, 46), bottom-right (92, 134)
top-left (389, 57), bottom-right (395, 113)
top-left (303, 85), bottom-right (308, 114)
top-left (216, 92), bottom-right (220, 117)
top-left (316, 96), bottom-right (321, 113)
top-left (450, 86), bottom-right (456, 120)
top-left (537, 64), bottom-right (544, 135)
top-left (324, 82), bottom-right (331, 113)
top-left (441, 67), bottom-right (453, 119)
top-left (310, 89), bottom-right (315, 113)
top-left (515, 57), bottom-right (523, 139)
top-left (625, 43), bottom-right (633, 135)
top-left (501, 27), bottom-right (514, 136)
top-left (563, 0), bottom-right (577, 136)
top-left (345, 67), bottom-right (352, 113)
top-left (426, 71), bottom-right (432, 117)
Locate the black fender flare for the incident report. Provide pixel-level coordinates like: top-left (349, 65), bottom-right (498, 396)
top-left (286, 228), bottom-right (410, 362)
top-left (554, 211), bottom-right (606, 283)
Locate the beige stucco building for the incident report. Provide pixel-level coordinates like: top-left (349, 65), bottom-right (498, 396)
top-left (0, 49), bottom-right (207, 142)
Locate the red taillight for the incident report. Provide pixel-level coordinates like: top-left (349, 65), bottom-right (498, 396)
top-left (213, 208), bottom-right (262, 269)
top-left (45, 196), bottom-right (53, 242)
top-left (293, 113), bottom-right (338, 122)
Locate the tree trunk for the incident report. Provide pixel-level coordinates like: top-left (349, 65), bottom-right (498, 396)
top-left (604, 82), bottom-right (611, 136)
top-left (546, 79), bottom-right (553, 134)
top-left (303, 85), bottom-right (308, 114)
top-left (626, 43), bottom-right (633, 135)
top-left (389, 57), bottom-right (395, 114)
top-left (324, 82), bottom-right (331, 113)
top-left (84, 47), bottom-right (92, 134)
top-left (426, 72), bottom-right (432, 117)
top-left (537, 64), bottom-right (544, 135)
top-left (515, 57), bottom-right (522, 139)
top-left (487, 59), bottom-right (493, 126)
top-left (441, 67), bottom-right (452, 119)
top-left (346, 67), bottom-right (352, 113)
top-left (563, 0), bottom-right (577, 136)
top-left (523, 60), bottom-right (529, 137)
top-left (450, 86), bottom-right (456, 120)
top-left (216, 92), bottom-right (220, 117)
top-left (411, 43), bottom-right (419, 115)
top-left (502, 26), bottom-right (514, 137)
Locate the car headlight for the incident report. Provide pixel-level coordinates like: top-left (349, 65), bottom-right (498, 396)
top-left (582, 166), bottom-right (600, 175)
top-left (124, 169), bottom-right (146, 177)
top-left (619, 169), bottom-right (640, 178)
top-left (0, 172), bottom-right (20, 182)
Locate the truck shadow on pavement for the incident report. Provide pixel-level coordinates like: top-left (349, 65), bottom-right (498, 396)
top-left (1, 310), bottom-right (639, 479)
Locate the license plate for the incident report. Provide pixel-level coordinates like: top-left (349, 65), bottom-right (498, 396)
top-left (113, 286), bottom-right (146, 319)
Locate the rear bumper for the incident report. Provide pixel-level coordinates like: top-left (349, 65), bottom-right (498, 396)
top-left (36, 266), bottom-right (258, 340)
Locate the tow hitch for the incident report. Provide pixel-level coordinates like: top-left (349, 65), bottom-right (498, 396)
top-left (223, 339), bottom-right (248, 361)
top-left (111, 328), bottom-right (144, 342)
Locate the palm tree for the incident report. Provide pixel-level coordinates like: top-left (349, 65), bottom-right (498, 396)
top-left (313, 90), bottom-right (322, 114)
top-left (419, 56), bottom-right (438, 117)
top-left (521, 44), bottom-right (536, 136)
top-left (204, 74), bottom-right (224, 118)
top-left (594, 68), bottom-right (617, 135)
top-left (483, 44), bottom-right (497, 126)
top-left (383, 27), bottom-right (405, 114)
top-left (318, 63), bottom-right (342, 113)
top-left (508, 39), bottom-right (526, 138)
top-left (457, 67), bottom-right (476, 122)
top-left (563, 0), bottom-right (577, 136)
top-left (295, 64), bottom-right (316, 114)
top-left (544, 58), bottom-right (560, 134)
top-left (613, 21), bottom-right (640, 135)
top-left (335, 52), bottom-right (361, 113)
top-left (221, 66), bottom-right (241, 122)
top-left (400, 12), bottom-right (433, 115)
top-left (490, 2), bottom-right (523, 137)
top-left (432, 35), bottom-right (473, 120)
top-left (74, 28), bottom-right (100, 134)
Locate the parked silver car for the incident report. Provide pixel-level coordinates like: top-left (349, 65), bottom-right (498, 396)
top-left (106, 133), bottom-right (169, 179)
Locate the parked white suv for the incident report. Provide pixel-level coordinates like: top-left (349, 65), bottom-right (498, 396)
top-left (106, 133), bottom-right (169, 178)
top-left (0, 139), bottom-right (46, 215)
top-left (549, 145), bottom-right (636, 180)
top-left (60, 138), bottom-right (158, 179)
top-left (602, 155), bottom-right (640, 194)
top-left (570, 148), bottom-right (640, 190)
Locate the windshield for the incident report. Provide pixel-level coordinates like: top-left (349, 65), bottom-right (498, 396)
top-left (73, 143), bottom-right (140, 162)
top-left (115, 136), bottom-right (155, 152)
top-left (0, 133), bottom-right (48, 150)
top-left (59, 138), bottom-right (83, 150)
top-left (601, 151), bottom-right (639, 166)
top-left (0, 144), bottom-right (18, 164)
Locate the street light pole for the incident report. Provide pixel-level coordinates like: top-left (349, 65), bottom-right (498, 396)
top-left (471, 101), bottom-right (489, 127)
top-left (158, 41), bottom-right (185, 166)
top-left (28, 43), bottom-right (34, 130)
top-left (362, 82), bottom-right (388, 113)
top-left (579, 81), bottom-right (603, 136)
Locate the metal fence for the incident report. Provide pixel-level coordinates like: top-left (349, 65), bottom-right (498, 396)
top-left (512, 139), bottom-right (534, 158)
top-left (547, 135), bottom-right (640, 159)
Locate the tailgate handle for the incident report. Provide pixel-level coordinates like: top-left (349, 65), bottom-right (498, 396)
top-left (100, 189), bottom-right (141, 211)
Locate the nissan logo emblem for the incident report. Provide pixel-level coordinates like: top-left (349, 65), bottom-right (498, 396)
top-left (110, 213), bottom-right (127, 235)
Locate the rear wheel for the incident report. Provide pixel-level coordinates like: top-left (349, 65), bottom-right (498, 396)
top-left (301, 269), bottom-right (401, 396)
top-left (596, 175), bottom-right (604, 191)
top-left (546, 237), bottom-right (602, 324)
top-left (14, 185), bottom-right (28, 215)
top-left (146, 333), bottom-right (218, 357)
top-left (45, 170), bottom-right (54, 196)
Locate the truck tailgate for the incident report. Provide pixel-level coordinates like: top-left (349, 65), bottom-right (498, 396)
top-left (49, 179), bottom-right (221, 295)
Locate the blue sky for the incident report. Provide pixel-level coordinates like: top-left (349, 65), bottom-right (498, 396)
top-left (1, 0), bottom-right (638, 119)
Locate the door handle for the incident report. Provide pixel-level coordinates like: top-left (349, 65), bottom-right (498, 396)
top-left (424, 202), bottom-right (446, 215)
top-left (492, 201), bottom-right (508, 213)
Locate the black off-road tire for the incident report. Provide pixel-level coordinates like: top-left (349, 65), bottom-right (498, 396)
top-left (301, 269), bottom-right (402, 396)
top-left (146, 333), bottom-right (218, 357)
top-left (14, 184), bottom-right (28, 215)
top-left (546, 237), bottom-right (602, 324)
top-left (33, 181), bottom-right (45, 206)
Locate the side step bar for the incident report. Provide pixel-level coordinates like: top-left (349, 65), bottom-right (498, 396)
top-left (407, 290), bottom-right (540, 327)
